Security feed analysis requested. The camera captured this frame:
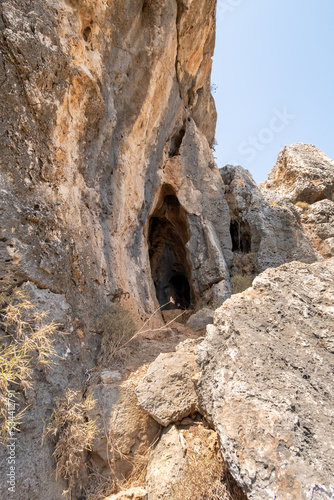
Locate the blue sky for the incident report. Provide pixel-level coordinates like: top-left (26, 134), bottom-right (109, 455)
top-left (212, 0), bottom-right (334, 183)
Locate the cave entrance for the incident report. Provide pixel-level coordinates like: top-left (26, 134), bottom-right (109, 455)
top-left (148, 185), bottom-right (194, 310)
top-left (230, 220), bottom-right (252, 253)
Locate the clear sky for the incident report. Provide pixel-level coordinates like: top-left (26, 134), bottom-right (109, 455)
top-left (212, 0), bottom-right (334, 183)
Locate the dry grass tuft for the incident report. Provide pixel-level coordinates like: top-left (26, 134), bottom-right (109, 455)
top-left (0, 289), bottom-right (58, 442)
top-left (171, 451), bottom-right (247, 500)
top-left (43, 389), bottom-right (97, 493)
top-left (231, 274), bottom-right (254, 294)
top-left (295, 201), bottom-right (310, 210)
top-left (96, 301), bottom-right (136, 364)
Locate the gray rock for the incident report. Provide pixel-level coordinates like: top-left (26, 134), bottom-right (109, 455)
top-left (260, 143), bottom-right (334, 204)
top-left (198, 258), bottom-right (334, 499)
top-left (146, 425), bottom-right (186, 500)
top-left (221, 164), bottom-right (317, 274)
top-left (135, 340), bottom-right (199, 426)
top-left (260, 144), bottom-right (334, 260)
top-left (186, 308), bottom-right (215, 331)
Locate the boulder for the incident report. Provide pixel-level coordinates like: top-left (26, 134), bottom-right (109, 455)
top-left (260, 144), bottom-right (334, 260)
top-left (260, 143), bottom-right (334, 203)
top-left (87, 370), bottom-right (160, 480)
top-left (135, 340), bottom-right (199, 426)
top-left (186, 307), bottom-right (215, 331)
top-left (146, 425), bottom-right (186, 500)
top-left (197, 258), bottom-right (334, 499)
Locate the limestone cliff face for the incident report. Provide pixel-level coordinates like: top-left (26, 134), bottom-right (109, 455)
top-left (0, 0), bottom-right (231, 323)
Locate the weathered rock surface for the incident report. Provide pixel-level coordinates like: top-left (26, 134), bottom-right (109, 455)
top-left (146, 422), bottom-right (220, 500)
top-left (87, 368), bottom-right (160, 480)
top-left (186, 307), bottom-right (214, 331)
top-left (260, 144), bottom-right (334, 260)
top-left (135, 340), bottom-right (199, 426)
top-left (146, 425), bottom-right (186, 500)
top-left (0, 0), bottom-right (231, 323)
top-left (260, 143), bottom-right (334, 203)
top-left (198, 258), bottom-right (334, 499)
top-left (221, 165), bottom-right (317, 274)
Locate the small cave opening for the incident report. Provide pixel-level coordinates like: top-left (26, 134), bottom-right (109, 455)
top-left (82, 26), bottom-right (92, 43)
top-left (148, 185), bottom-right (194, 310)
top-left (230, 219), bottom-right (252, 253)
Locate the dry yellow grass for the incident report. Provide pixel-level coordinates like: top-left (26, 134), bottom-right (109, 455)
top-left (0, 289), bottom-right (57, 442)
top-left (170, 450), bottom-right (247, 500)
top-left (43, 389), bottom-right (97, 493)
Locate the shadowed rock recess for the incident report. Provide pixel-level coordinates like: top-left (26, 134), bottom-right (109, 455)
top-left (0, 1), bottom-right (333, 499)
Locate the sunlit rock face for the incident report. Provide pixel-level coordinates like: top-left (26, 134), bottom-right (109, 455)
top-left (260, 143), bottom-right (334, 259)
top-left (197, 258), bottom-right (334, 500)
top-left (0, 0), bottom-right (232, 322)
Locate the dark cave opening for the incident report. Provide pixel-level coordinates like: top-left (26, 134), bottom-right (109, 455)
top-left (230, 220), bottom-right (252, 253)
top-left (148, 186), bottom-right (194, 310)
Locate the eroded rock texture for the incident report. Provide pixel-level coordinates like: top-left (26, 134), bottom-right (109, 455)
top-left (261, 143), bottom-right (334, 259)
top-left (221, 164), bottom-right (317, 273)
top-left (0, 0), bottom-right (231, 323)
top-left (197, 259), bottom-right (334, 500)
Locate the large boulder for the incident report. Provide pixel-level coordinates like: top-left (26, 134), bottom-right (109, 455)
top-left (260, 144), bottom-right (334, 260)
top-left (197, 258), bottom-right (334, 499)
top-left (135, 340), bottom-right (200, 426)
top-left (260, 143), bottom-right (334, 204)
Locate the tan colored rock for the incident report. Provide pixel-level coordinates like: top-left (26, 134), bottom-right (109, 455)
top-left (146, 422), bottom-right (221, 500)
top-left (135, 340), bottom-right (199, 426)
top-left (198, 258), bottom-right (334, 499)
top-left (260, 143), bottom-right (334, 203)
top-left (87, 370), bottom-right (160, 481)
top-left (260, 144), bottom-right (334, 260)
top-left (146, 425), bottom-right (186, 500)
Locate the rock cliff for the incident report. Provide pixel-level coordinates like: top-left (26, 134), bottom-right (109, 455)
top-left (0, 1), bottom-right (334, 500)
top-left (0, 0), bottom-right (231, 323)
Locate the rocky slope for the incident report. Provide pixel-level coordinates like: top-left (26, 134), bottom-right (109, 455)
top-left (0, 1), bottom-right (334, 499)
top-left (198, 258), bottom-right (334, 499)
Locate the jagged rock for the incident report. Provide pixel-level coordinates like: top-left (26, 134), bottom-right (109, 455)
top-left (186, 307), bottom-right (214, 331)
top-left (146, 425), bottom-right (186, 500)
top-left (146, 421), bottom-right (222, 500)
top-left (221, 165), bottom-right (317, 274)
top-left (105, 487), bottom-right (147, 500)
top-left (197, 258), bottom-right (334, 499)
top-left (135, 340), bottom-right (199, 426)
top-left (260, 143), bottom-right (334, 203)
top-left (260, 144), bottom-right (334, 260)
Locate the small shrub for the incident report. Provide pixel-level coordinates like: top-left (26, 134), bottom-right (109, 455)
top-left (96, 301), bottom-right (136, 363)
top-left (295, 201), bottom-right (310, 210)
top-left (170, 451), bottom-right (246, 500)
top-left (231, 274), bottom-right (254, 294)
top-left (0, 290), bottom-right (57, 442)
top-left (43, 389), bottom-right (97, 492)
